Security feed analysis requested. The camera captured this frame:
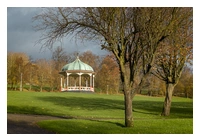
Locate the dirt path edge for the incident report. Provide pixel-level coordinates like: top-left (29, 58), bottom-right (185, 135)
top-left (7, 113), bottom-right (59, 134)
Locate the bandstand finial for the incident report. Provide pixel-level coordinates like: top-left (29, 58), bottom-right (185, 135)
top-left (76, 52), bottom-right (79, 59)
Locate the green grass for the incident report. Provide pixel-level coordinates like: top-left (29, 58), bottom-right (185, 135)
top-left (7, 91), bottom-right (193, 134)
top-left (37, 118), bottom-right (192, 134)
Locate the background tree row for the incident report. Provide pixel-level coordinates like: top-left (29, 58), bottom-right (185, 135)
top-left (7, 49), bottom-right (193, 98)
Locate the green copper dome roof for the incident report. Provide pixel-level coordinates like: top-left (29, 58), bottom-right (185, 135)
top-left (61, 57), bottom-right (94, 72)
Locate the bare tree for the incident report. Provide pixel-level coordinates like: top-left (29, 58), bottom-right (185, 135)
top-left (52, 46), bottom-right (69, 71)
top-left (33, 7), bottom-right (189, 127)
top-left (23, 62), bottom-right (38, 91)
top-left (152, 8), bottom-right (193, 116)
top-left (36, 59), bottom-right (50, 92)
top-left (79, 51), bottom-right (100, 72)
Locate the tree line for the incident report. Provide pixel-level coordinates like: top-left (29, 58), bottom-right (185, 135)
top-left (7, 48), bottom-right (192, 98)
top-left (7, 49), bottom-right (120, 93)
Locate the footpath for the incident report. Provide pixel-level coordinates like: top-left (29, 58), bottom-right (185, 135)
top-left (7, 113), bottom-right (59, 134)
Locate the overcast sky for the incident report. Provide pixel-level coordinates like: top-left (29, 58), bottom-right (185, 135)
top-left (7, 7), bottom-right (109, 60)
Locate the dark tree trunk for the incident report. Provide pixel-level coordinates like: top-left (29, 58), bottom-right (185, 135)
top-left (29, 84), bottom-right (32, 91)
top-left (11, 82), bottom-right (13, 89)
top-left (185, 89), bottom-right (188, 98)
top-left (124, 91), bottom-right (133, 127)
top-left (40, 86), bottom-right (43, 92)
top-left (161, 83), bottom-right (175, 116)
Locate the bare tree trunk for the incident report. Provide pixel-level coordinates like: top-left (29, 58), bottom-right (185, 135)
top-left (161, 83), bottom-right (175, 116)
top-left (29, 84), bottom-right (32, 91)
top-left (119, 62), bottom-right (134, 127)
top-left (29, 74), bottom-right (32, 91)
top-left (11, 82), bottom-right (13, 89)
top-left (124, 90), bottom-right (133, 127)
top-left (40, 86), bottom-right (43, 92)
top-left (185, 88), bottom-right (188, 98)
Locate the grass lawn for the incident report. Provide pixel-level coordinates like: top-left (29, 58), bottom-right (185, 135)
top-left (7, 91), bottom-right (193, 134)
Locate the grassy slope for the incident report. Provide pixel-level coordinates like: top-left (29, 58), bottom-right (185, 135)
top-left (7, 91), bottom-right (193, 134)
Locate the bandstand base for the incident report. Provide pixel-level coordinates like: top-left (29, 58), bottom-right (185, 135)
top-left (61, 87), bottom-right (94, 92)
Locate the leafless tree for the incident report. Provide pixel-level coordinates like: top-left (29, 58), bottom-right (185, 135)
top-left (52, 46), bottom-right (69, 71)
top-left (152, 7), bottom-right (193, 116)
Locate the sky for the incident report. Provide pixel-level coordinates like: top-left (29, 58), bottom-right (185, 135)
top-left (7, 7), bottom-right (109, 60)
top-left (6, 3), bottom-right (199, 61)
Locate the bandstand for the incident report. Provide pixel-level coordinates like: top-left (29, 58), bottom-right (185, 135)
top-left (59, 57), bottom-right (95, 92)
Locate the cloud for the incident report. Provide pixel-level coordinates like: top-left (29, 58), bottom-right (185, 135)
top-left (7, 7), bottom-right (108, 60)
top-left (7, 7), bottom-right (48, 59)
top-left (7, 7), bottom-right (39, 32)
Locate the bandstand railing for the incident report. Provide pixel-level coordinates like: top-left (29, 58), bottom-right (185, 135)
top-left (61, 86), bottom-right (94, 92)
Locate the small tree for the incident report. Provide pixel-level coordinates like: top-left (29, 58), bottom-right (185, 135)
top-left (52, 46), bottom-right (70, 90)
top-left (52, 46), bottom-right (69, 71)
top-left (95, 54), bottom-right (120, 94)
top-left (35, 59), bottom-right (50, 92)
top-left (23, 62), bottom-right (38, 91)
top-left (152, 8), bottom-right (193, 116)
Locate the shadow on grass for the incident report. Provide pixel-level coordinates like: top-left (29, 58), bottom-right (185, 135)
top-left (37, 96), bottom-right (125, 111)
top-left (7, 95), bottom-right (193, 120)
top-left (133, 100), bottom-right (193, 118)
top-left (36, 96), bottom-right (193, 118)
top-left (87, 119), bottom-right (126, 128)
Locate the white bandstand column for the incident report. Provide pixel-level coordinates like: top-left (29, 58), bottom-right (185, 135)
top-left (64, 80), bottom-right (66, 88)
top-left (89, 74), bottom-right (92, 87)
top-left (61, 77), bottom-right (62, 90)
top-left (79, 73), bottom-right (82, 90)
top-left (67, 73), bottom-right (69, 88)
top-left (92, 75), bottom-right (95, 89)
